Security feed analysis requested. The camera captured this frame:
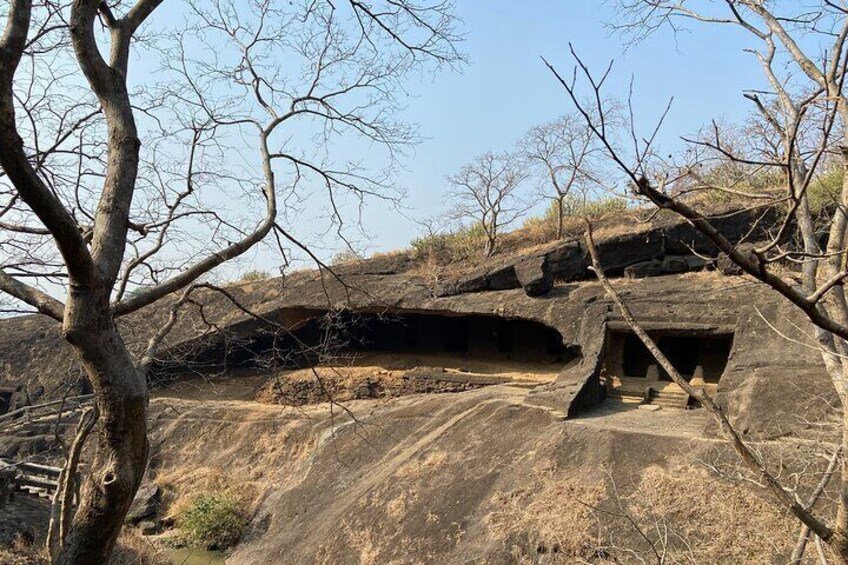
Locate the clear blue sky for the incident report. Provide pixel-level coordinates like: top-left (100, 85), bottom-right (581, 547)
top-left (346, 0), bottom-right (759, 258)
top-left (139, 1), bottom-right (763, 274)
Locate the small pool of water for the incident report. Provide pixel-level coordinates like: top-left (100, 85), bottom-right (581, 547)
top-left (167, 547), bottom-right (226, 565)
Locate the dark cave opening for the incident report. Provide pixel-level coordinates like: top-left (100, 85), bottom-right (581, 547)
top-left (610, 330), bottom-right (734, 383)
top-left (160, 310), bottom-right (574, 375)
top-left (0, 390), bottom-right (12, 415)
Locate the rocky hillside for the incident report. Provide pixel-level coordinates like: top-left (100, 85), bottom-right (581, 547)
top-left (0, 204), bottom-right (839, 564)
top-left (145, 386), bottom-right (819, 564)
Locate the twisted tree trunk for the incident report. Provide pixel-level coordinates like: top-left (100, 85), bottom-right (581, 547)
top-left (56, 289), bottom-right (149, 564)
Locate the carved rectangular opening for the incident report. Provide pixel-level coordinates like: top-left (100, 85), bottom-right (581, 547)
top-left (612, 330), bottom-right (732, 383)
top-left (602, 329), bottom-right (734, 407)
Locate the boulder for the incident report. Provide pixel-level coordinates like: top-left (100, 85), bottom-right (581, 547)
top-left (139, 520), bottom-right (160, 536)
top-left (126, 483), bottom-right (162, 525)
top-left (545, 241), bottom-right (587, 282)
top-left (716, 243), bottom-right (758, 276)
top-left (623, 260), bottom-right (665, 279)
top-left (623, 255), bottom-right (710, 279)
top-left (486, 264), bottom-right (521, 290)
top-left (515, 255), bottom-right (553, 297)
top-left (666, 255), bottom-right (710, 272)
top-left (451, 267), bottom-right (489, 294)
top-left (663, 208), bottom-right (782, 255)
top-left (435, 267), bottom-right (488, 297)
top-left (433, 209), bottom-right (776, 297)
top-left (586, 230), bottom-right (665, 275)
top-left (439, 263), bottom-right (520, 297)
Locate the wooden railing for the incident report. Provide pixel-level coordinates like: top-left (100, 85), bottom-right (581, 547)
top-left (0, 396), bottom-right (95, 508)
top-left (0, 459), bottom-right (63, 505)
top-left (0, 394), bottom-right (93, 427)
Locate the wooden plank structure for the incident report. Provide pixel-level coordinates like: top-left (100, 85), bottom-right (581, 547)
top-left (0, 394), bottom-right (95, 506)
top-left (0, 394), bottom-right (93, 428)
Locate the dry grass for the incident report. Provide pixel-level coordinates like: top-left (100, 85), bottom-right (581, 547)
top-left (407, 198), bottom-right (765, 282)
top-left (109, 528), bottom-right (170, 565)
top-left (406, 205), bottom-right (662, 284)
top-left (486, 464), bottom-right (605, 563)
top-left (620, 465), bottom-right (806, 564)
top-left (340, 522), bottom-right (382, 565)
top-left (485, 461), bottom-right (820, 564)
top-left (676, 269), bottom-right (731, 284)
top-left (149, 405), bottom-right (302, 523)
top-left (145, 399), bottom-right (325, 551)
top-left (0, 528), bottom-right (166, 565)
top-left (0, 532), bottom-right (47, 565)
top-left (393, 450), bottom-right (449, 480)
top-left (385, 492), bottom-right (410, 521)
top-left (0, 548), bottom-right (46, 565)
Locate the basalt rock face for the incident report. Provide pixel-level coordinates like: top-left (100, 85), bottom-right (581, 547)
top-left (146, 381), bottom-right (817, 564)
top-left (514, 255), bottom-right (553, 297)
top-left (0, 204), bottom-right (833, 441)
top-left (3, 272), bottom-right (831, 440)
top-left (126, 483), bottom-right (162, 526)
top-left (0, 204), bottom-right (837, 564)
top-left (435, 206), bottom-right (780, 298)
top-left (623, 256), bottom-right (709, 279)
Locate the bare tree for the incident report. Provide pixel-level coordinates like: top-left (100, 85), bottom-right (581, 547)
top-left (521, 114), bottom-right (607, 238)
top-left (548, 0), bottom-right (848, 559)
top-left (447, 151), bottom-right (530, 257)
top-left (0, 1), bottom-right (460, 562)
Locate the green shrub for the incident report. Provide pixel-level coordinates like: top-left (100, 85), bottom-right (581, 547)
top-left (700, 162), bottom-right (782, 189)
top-left (178, 492), bottom-right (246, 550)
top-left (521, 195), bottom-right (630, 237)
top-left (410, 222), bottom-right (487, 261)
top-left (689, 166), bottom-right (783, 206)
top-left (558, 195), bottom-right (629, 218)
top-left (807, 167), bottom-right (843, 214)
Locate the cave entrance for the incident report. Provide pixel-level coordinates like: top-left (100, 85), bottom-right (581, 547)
top-left (151, 308), bottom-right (580, 404)
top-left (165, 309), bottom-right (574, 379)
top-left (288, 310), bottom-right (570, 366)
top-left (603, 329), bottom-right (734, 408)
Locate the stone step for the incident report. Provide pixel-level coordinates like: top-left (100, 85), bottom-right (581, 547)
top-left (17, 474), bottom-right (58, 491)
top-left (607, 392), bottom-right (644, 404)
top-left (648, 391), bottom-right (689, 409)
top-left (18, 485), bottom-right (52, 499)
top-left (608, 387), bottom-right (689, 409)
top-left (9, 433), bottom-right (54, 441)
